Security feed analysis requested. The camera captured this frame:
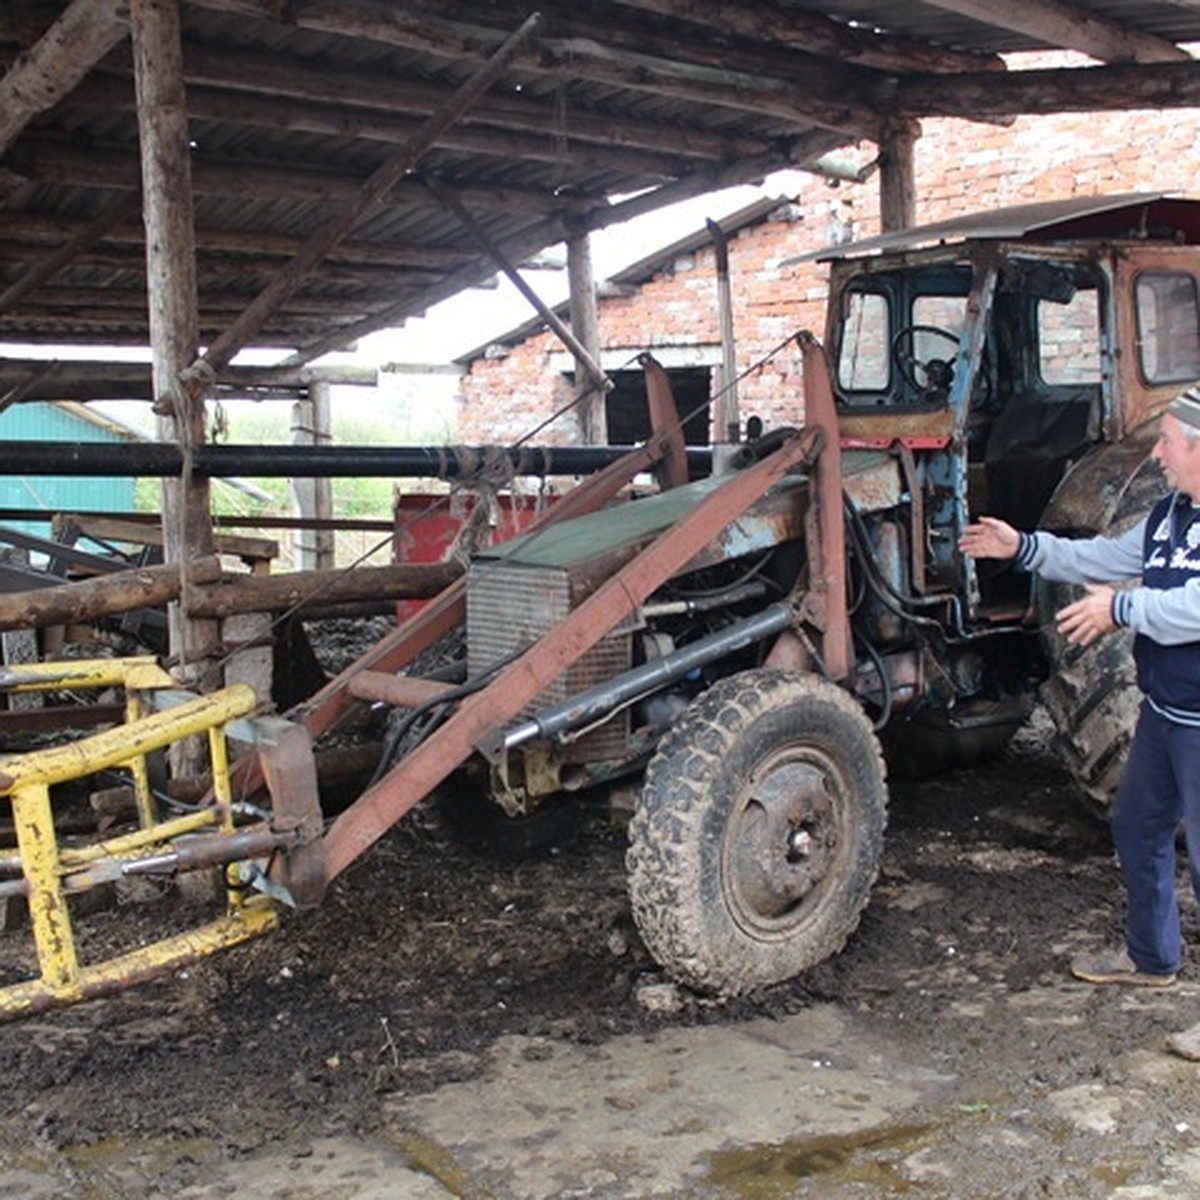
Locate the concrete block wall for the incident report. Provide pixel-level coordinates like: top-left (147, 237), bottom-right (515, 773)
top-left (459, 56), bottom-right (1200, 446)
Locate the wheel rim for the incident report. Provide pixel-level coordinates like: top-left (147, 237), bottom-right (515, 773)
top-left (721, 744), bottom-right (854, 940)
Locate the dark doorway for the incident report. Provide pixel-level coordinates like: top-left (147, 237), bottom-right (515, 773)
top-left (602, 367), bottom-right (712, 446)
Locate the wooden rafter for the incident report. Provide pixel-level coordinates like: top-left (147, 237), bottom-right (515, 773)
top-left (84, 40), bottom-right (769, 162)
top-left (199, 11), bottom-right (544, 374)
top-left (15, 138), bottom-right (604, 215)
top-left (0, 194), bottom-right (137, 314)
top-left (65, 71), bottom-right (709, 180)
top-left (884, 57), bottom-right (1200, 119)
top-left (183, 0), bottom-right (885, 136)
top-left (282, 128), bottom-right (848, 365)
top-left (919, 0), bottom-right (1190, 63)
top-left (0, 0), bottom-right (128, 154)
top-left (607, 0), bottom-right (1004, 74)
top-left (3, 213), bottom-right (480, 270)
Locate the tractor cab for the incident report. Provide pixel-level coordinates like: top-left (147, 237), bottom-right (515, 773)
top-left (822, 192), bottom-right (1200, 612)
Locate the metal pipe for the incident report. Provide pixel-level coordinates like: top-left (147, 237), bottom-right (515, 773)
top-left (502, 601), bottom-right (794, 750)
top-left (0, 441), bottom-right (714, 479)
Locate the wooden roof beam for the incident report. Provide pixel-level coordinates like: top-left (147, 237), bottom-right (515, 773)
top-left (0, 194), bottom-right (136, 314)
top-left (282, 127), bottom-right (850, 365)
top-left (199, 11), bottom-right (544, 373)
top-left (0, 0), bottom-right (128, 154)
top-left (607, 0), bottom-right (1005, 74)
top-left (71, 72), bottom-right (707, 181)
top-left (184, 0), bottom-right (883, 136)
top-left (0, 240), bottom-right (449, 288)
top-left (16, 138), bottom-right (603, 216)
top-left (919, 0), bottom-right (1190, 64)
top-left (885, 57), bottom-right (1200, 119)
top-left (115, 40), bottom-right (767, 164)
top-left (4, 212), bottom-right (480, 270)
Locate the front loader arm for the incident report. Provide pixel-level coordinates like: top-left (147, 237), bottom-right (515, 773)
top-left (322, 427), bottom-right (820, 881)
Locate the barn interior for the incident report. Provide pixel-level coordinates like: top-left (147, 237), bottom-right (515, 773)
top-left (4, 0), bottom-right (1200, 689)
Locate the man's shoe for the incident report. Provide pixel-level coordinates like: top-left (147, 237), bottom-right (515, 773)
top-left (1070, 948), bottom-right (1177, 988)
top-left (1166, 1022), bottom-right (1200, 1060)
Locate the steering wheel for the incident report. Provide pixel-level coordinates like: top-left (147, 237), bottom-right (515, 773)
top-left (891, 324), bottom-right (960, 396)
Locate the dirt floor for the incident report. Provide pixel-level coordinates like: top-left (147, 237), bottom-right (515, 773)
top-left (3, 705), bottom-right (1200, 1198)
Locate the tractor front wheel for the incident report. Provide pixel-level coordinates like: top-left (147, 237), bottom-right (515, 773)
top-left (626, 669), bottom-right (887, 995)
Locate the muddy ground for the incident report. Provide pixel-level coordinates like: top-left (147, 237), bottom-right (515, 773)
top-left (2, 701), bottom-right (1200, 1197)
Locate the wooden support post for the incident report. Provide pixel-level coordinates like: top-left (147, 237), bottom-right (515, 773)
top-left (879, 119), bottom-right (919, 233)
top-left (567, 232), bottom-right (606, 444)
top-left (290, 382), bottom-right (335, 571)
top-left (130, 0), bottom-right (221, 695)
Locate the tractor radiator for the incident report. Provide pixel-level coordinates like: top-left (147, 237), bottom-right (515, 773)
top-left (467, 561), bottom-right (633, 763)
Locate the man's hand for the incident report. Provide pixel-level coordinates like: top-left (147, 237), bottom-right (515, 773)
top-left (959, 516), bottom-right (1020, 561)
top-left (1056, 584), bottom-right (1117, 647)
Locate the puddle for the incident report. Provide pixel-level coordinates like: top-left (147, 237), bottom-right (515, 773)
top-left (705, 1123), bottom-right (933, 1198)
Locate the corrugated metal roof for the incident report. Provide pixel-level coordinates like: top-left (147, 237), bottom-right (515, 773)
top-left (3, 2), bottom-right (1200, 381)
top-left (796, 191), bottom-right (1200, 260)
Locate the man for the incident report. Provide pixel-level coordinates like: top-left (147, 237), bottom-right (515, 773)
top-left (959, 387), bottom-right (1200, 1059)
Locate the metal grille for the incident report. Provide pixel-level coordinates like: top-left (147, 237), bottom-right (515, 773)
top-left (467, 560), bottom-right (631, 762)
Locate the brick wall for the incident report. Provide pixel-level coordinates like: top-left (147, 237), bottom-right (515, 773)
top-left (459, 60), bottom-right (1200, 446)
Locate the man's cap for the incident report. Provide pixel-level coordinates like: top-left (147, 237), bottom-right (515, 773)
top-left (1167, 386), bottom-right (1200, 433)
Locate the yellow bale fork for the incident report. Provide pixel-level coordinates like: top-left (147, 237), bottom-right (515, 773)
top-left (0, 657), bottom-right (324, 1021)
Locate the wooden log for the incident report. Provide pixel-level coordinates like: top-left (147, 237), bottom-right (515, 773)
top-left (186, 561), bottom-right (464, 619)
top-left (879, 120), bottom-right (919, 233)
top-left (0, 0), bottom-right (128, 154)
top-left (883, 59), bottom-right (1200, 121)
top-left (0, 557), bottom-right (223, 632)
top-left (131, 0), bottom-right (220, 705)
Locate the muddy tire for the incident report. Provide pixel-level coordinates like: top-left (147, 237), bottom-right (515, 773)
top-left (1037, 456), bottom-right (1163, 820)
top-left (626, 669), bottom-right (887, 995)
top-left (1037, 625), bottom-right (1138, 819)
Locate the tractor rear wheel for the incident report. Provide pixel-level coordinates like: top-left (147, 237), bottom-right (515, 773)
top-left (626, 669), bottom-right (887, 995)
top-left (1037, 454), bottom-right (1163, 820)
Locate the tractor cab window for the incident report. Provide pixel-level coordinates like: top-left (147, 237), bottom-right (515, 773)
top-left (1037, 286), bottom-right (1102, 385)
top-left (836, 289), bottom-right (890, 392)
top-left (835, 269), bottom-right (972, 407)
top-left (1135, 272), bottom-right (1200, 384)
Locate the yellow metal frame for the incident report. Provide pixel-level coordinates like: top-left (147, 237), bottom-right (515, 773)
top-left (0, 658), bottom-right (280, 1020)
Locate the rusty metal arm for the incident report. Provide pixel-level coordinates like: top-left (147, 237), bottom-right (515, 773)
top-left (796, 331), bottom-right (851, 681)
top-left (322, 429), bottom-right (819, 881)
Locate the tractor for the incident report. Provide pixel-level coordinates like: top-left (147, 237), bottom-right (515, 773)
top-left (1, 191), bottom-right (1196, 1016)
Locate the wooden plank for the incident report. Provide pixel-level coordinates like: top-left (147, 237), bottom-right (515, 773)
top-left (59, 514), bottom-right (279, 565)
